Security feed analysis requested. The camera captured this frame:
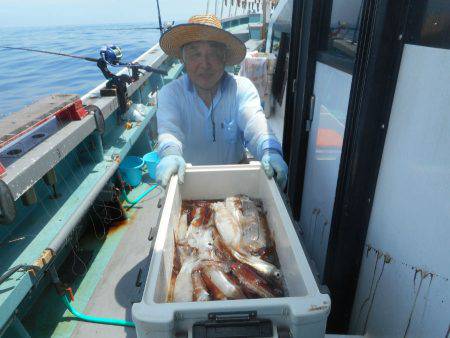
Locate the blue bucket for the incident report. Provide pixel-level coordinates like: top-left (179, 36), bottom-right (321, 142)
top-left (143, 151), bottom-right (160, 180)
top-left (119, 156), bottom-right (144, 187)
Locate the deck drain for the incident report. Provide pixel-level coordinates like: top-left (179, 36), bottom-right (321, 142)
top-left (32, 133), bottom-right (46, 139)
top-left (7, 148), bottom-right (22, 156)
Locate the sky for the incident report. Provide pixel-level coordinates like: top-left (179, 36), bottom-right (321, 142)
top-left (0, 0), bottom-right (213, 28)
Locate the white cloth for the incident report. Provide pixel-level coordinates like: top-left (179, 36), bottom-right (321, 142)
top-left (239, 52), bottom-right (270, 98)
top-left (239, 52), bottom-right (277, 117)
top-left (124, 103), bottom-right (150, 122)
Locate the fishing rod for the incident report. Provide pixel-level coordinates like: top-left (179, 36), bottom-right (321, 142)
top-left (155, 0), bottom-right (164, 35)
top-left (0, 45), bottom-right (98, 62)
top-left (0, 44), bottom-right (167, 123)
top-left (0, 45), bottom-right (167, 75)
top-left (99, 27), bottom-right (162, 31)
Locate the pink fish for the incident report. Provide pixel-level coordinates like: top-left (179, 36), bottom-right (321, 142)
top-left (201, 262), bottom-right (246, 300)
top-left (211, 202), bottom-right (242, 250)
top-left (230, 262), bottom-right (276, 298)
top-left (192, 269), bottom-right (211, 301)
top-left (174, 211), bottom-right (188, 243)
top-left (173, 259), bottom-right (198, 302)
top-left (230, 248), bottom-right (282, 281)
top-left (239, 196), bottom-right (268, 255)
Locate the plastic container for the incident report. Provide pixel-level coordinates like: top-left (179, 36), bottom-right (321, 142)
top-left (119, 156), bottom-right (144, 187)
top-left (143, 151), bottom-right (160, 180)
top-left (132, 163), bottom-right (330, 337)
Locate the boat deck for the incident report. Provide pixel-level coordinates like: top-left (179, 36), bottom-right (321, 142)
top-left (72, 185), bottom-right (163, 338)
top-left (22, 179), bottom-right (165, 338)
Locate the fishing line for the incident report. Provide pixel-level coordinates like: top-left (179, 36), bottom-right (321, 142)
top-left (88, 210), bottom-right (106, 241)
top-left (63, 155), bottom-right (85, 186)
top-left (79, 142), bottom-right (100, 167)
top-left (77, 152), bottom-right (124, 229)
top-left (90, 204), bottom-right (109, 237)
top-left (70, 227), bottom-right (88, 277)
top-left (54, 167), bottom-right (75, 200)
top-left (73, 150), bottom-right (90, 178)
top-left (37, 195), bottom-right (55, 221)
top-left (42, 180), bottom-right (63, 208)
top-left (100, 200), bottom-right (124, 223)
top-left (92, 199), bottom-right (123, 224)
top-left (98, 27), bottom-right (162, 31)
top-left (91, 203), bottom-right (110, 224)
top-left (60, 156), bottom-right (85, 189)
top-left (71, 245), bottom-right (88, 276)
top-left (41, 167), bottom-right (88, 277)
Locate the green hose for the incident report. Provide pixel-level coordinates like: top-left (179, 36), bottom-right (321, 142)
top-left (122, 184), bottom-right (158, 205)
top-left (62, 295), bottom-right (135, 327)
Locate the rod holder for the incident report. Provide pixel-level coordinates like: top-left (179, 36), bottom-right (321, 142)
top-left (21, 186), bottom-right (37, 206)
top-left (91, 132), bottom-right (104, 163)
top-left (0, 180), bottom-right (16, 224)
top-left (43, 168), bottom-right (60, 199)
top-left (43, 168), bottom-right (57, 186)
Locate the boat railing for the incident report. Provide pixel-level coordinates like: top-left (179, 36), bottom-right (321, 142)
top-left (0, 45), bottom-right (181, 332)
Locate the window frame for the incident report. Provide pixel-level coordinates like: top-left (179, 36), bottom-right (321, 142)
top-left (316, 0), bottom-right (364, 74)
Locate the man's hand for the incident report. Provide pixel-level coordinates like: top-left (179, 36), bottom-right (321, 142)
top-left (261, 151), bottom-right (288, 190)
top-left (155, 155), bottom-right (186, 187)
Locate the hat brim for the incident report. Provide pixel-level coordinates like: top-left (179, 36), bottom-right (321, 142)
top-left (159, 23), bottom-right (247, 66)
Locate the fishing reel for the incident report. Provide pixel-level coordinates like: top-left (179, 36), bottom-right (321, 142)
top-left (97, 45), bottom-right (133, 83)
top-left (100, 45), bottom-right (123, 66)
top-left (96, 45), bottom-right (167, 123)
top-left (97, 45), bottom-right (167, 84)
top-left (96, 46), bottom-right (134, 122)
top-left (0, 43), bottom-right (167, 124)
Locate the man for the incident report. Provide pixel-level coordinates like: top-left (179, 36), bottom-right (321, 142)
top-left (156, 14), bottom-right (288, 188)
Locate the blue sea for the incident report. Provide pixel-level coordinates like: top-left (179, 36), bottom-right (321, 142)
top-left (0, 23), bottom-right (161, 118)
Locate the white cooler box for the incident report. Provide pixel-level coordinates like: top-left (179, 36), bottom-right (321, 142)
top-left (132, 163), bottom-right (330, 337)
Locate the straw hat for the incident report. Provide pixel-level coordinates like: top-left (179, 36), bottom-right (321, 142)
top-left (159, 14), bottom-right (246, 66)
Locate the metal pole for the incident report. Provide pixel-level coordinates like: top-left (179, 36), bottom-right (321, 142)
top-left (229, 1), bottom-right (232, 17)
top-left (215, 0), bottom-right (218, 15)
top-left (206, 0), bottom-right (210, 14)
top-left (220, 0), bottom-right (225, 18)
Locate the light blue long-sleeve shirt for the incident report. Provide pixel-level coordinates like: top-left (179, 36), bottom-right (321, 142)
top-left (156, 72), bottom-right (282, 165)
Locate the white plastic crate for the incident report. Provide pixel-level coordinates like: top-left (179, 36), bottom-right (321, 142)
top-left (132, 163), bottom-right (330, 337)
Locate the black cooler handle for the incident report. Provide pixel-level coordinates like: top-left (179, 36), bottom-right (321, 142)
top-left (193, 311), bottom-right (273, 338)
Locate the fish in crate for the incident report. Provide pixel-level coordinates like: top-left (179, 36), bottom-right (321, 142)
top-left (168, 195), bottom-right (285, 302)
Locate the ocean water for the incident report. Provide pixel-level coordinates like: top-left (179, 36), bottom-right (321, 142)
top-left (0, 23), bottom-right (161, 118)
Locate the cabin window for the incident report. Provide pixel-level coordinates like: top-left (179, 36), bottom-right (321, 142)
top-left (317, 0), bottom-right (363, 74)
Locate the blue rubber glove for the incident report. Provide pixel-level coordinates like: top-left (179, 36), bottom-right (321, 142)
top-left (261, 150), bottom-right (288, 190)
top-left (155, 155), bottom-right (186, 187)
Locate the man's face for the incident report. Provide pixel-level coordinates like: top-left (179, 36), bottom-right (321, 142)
top-left (182, 41), bottom-right (226, 91)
